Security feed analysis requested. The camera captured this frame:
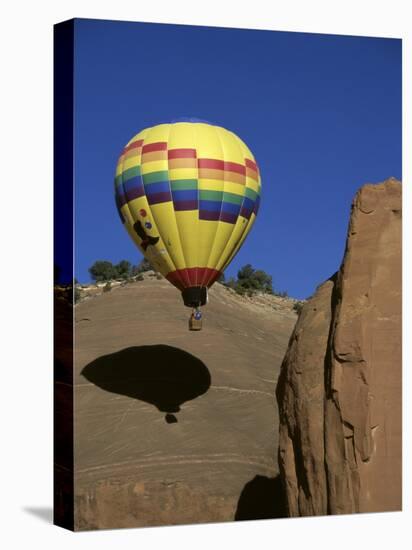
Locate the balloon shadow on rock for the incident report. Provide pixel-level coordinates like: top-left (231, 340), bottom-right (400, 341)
top-left (235, 474), bottom-right (287, 521)
top-left (81, 345), bottom-right (211, 423)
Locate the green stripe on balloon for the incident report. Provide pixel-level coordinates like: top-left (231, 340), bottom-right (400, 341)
top-left (170, 179), bottom-right (198, 191)
top-left (142, 170), bottom-right (169, 185)
top-left (120, 165), bottom-right (141, 183)
top-left (223, 192), bottom-right (243, 205)
top-left (245, 187), bottom-right (259, 200)
top-left (199, 190), bottom-right (223, 201)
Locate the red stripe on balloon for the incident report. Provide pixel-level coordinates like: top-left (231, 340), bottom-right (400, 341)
top-left (193, 267), bottom-right (200, 287)
top-left (224, 161), bottom-right (246, 175)
top-left (197, 158), bottom-right (246, 175)
top-left (142, 142), bottom-right (168, 154)
top-left (165, 269), bottom-right (186, 291)
top-left (179, 268), bottom-right (192, 288)
top-left (198, 266), bottom-right (209, 287)
top-left (199, 266), bottom-right (221, 287)
top-left (166, 268), bottom-right (222, 292)
top-left (197, 158), bottom-right (224, 170)
top-left (206, 269), bottom-right (221, 287)
top-left (123, 140), bottom-right (144, 153)
top-left (245, 158), bottom-right (259, 173)
top-left (168, 148), bottom-right (197, 159)
top-left (165, 270), bottom-right (184, 291)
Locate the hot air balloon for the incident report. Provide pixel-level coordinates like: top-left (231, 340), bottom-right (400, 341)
top-left (114, 121), bottom-right (261, 328)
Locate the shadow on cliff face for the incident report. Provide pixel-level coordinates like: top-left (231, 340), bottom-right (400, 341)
top-left (235, 475), bottom-right (287, 521)
top-left (81, 345), bottom-right (211, 423)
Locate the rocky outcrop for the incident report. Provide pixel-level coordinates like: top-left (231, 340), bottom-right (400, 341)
top-left (276, 178), bottom-right (402, 516)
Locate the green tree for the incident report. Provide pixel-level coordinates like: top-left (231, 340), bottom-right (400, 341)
top-left (237, 264), bottom-right (255, 281)
top-left (252, 269), bottom-right (273, 293)
top-left (89, 260), bottom-right (117, 282)
top-left (235, 264), bottom-right (273, 294)
top-left (222, 264), bottom-right (274, 296)
top-left (115, 260), bottom-right (132, 279)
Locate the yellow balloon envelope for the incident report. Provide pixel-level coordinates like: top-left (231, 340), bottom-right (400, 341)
top-left (114, 122), bottom-right (261, 307)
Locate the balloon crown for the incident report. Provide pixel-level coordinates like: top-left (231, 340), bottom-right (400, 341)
top-left (169, 117), bottom-right (214, 124)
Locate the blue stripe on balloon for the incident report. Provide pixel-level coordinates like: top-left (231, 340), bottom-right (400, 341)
top-left (242, 197), bottom-right (255, 211)
top-left (171, 189), bottom-right (198, 202)
top-left (199, 200), bottom-right (222, 212)
top-left (122, 177), bottom-right (145, 203)
top-left (124, 176), bottom-right (144, 195)
top-left (144, 180), bottom-right (171, 196)
top-left (221, 201), bottom-right (241, 215)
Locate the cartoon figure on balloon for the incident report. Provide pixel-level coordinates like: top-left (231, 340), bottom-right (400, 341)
top-left (114, 120), bottom-right (261, 330)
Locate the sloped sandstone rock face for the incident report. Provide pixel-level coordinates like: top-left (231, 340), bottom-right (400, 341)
top-left (276, 178), bottom-right (402, 516)
top-left (74, 275), bottom-right (297, 529)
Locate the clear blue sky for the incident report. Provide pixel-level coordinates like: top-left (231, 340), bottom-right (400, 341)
top-left (73, 18), bottom-right (401, 299)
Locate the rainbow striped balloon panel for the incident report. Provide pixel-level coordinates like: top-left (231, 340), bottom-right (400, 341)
top-left (114, 122), bottom-right (261, 291)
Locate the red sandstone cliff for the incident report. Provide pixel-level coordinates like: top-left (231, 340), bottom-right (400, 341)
top-left (276, 178), bottom-right (402, 515)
